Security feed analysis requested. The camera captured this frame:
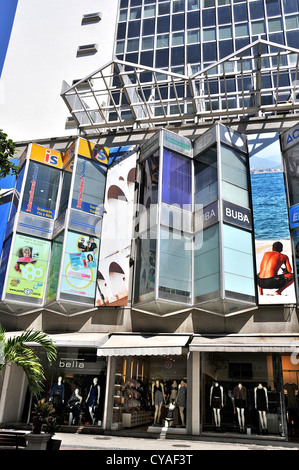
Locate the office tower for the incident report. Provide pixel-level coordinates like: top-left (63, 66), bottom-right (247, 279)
top-left (0, 0), bottom-right (118, 141)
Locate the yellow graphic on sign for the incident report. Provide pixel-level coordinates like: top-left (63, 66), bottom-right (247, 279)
top-left (29, 143), bottom-right (63, 168)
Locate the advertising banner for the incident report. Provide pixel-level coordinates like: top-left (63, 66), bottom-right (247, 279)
top-left (5, 234), bottom-right (50, 300)
top-left (249, 133), bottom-right (296, 305)
top-left (78, 138), bottom-right (109, 165)
top-left (60, 231), bottom-right (99, 299)
top-left (96, 152), bottom-right (137, 306)
top-left (45, 233), bottom-right (64, 302)
top-left (29, 143), bottom-right (64, 169)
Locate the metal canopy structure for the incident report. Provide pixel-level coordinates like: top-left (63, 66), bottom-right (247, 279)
top-left (61, 39), bottom-right (299, 134)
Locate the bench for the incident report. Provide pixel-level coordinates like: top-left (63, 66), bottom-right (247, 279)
top-left (0, 431), bottom-right (27, 450)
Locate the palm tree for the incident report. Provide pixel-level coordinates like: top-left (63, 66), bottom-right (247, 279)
top-left (0, 326), bottom-right (57, 398)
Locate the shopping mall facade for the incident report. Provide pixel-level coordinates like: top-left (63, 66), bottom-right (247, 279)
top-left (1, 39), bottom-right (299, 441)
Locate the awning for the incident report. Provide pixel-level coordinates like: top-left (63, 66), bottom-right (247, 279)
top-left (5, 331), bottom-right (109, 349)
top-left (189, 335), bottom-right (299, 353)
top-left (99, 334), bottom-right (191, 356)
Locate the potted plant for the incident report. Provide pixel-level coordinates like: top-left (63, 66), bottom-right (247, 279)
top-left (26, 401), bottom-right (55, 450)
top-left (44, 415), bottom-right (62, 450)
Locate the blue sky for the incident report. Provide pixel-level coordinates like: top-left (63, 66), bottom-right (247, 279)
top-left (0, 0), bottom-right (18, 77)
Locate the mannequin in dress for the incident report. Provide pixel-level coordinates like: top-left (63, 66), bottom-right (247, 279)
top-left (49, 376), bottom-right (65, 412)
top-left (254, 383), bottom-right (268, 434)
top-left (86, 377), bottom-right (100, 425)
top-left (210, 382), bottom-right (223, 430)
top-left (177, 380), bottom-right (187, 427)
top-left (233, 383), bottom-right (247, 433)
top-left (67, 388), bottom-right (82, 425)
top-left (152, 379), bottom-right (165, 425)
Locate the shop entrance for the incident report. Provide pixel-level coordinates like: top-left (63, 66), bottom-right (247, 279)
top-left (201, 352), bottom-right (287, 437)
top-left (23, 347), bottom-right (107, 428)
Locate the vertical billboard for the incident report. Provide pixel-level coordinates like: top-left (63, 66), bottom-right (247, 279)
top-left (5, 234), bottom-right (50, 302)
top-left (60, 231), bottom-right (99, 300)
top-left (96, 151), bottom-right (137, 306)
top-left (249, 133), bottom-right (296, 305)
top-left (45, 233), bottom-right (64, 302)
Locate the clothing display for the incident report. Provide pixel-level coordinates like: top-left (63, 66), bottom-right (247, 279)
top-left (50, 382), bottom-right (65, 406)
top-left (87, 383), bottom-right (99, 408)
top-left (233, 385), bottom-right (247, 409)
top-left (67, 392), bottom-right (81, 425)
top-left (284, 383), bottom-right (298, 409)
top-left (177, 385), bottom-right (187, 408)
top-left (256, 387), bottom-right (268, 411)
top-left (211, 384), bottom-right (222, 409)
top-left (153, 383), bottom-right (164, 406)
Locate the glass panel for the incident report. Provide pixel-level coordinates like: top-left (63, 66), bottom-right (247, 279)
top-left (251, 20), bottom-right (265, 35)
top-left (72, 157), bottom-right (107, 217)
top-left (133, 233), bottom-right (157, 303)
top-left (194, 145), bottom-right (218, 207)
top-left (219, 25), bottom-right (232, 39)
top-left (159, 227), bottom-right (192, 301)
top-left (222, 181), bottom-right (250, 207)
top-left (221, 145), bottom-right (248, 190)
top-left (162, 149), bottom-right (192, 209)
top-left (194, 224), bottom-right (220, 299)
top-left (21, 161), bottom-right (60, 219)
top-left (268, 18), bottom-right (282, 32)
top-left (139, 151), bottom-right (159, 209)
top-left (223, 224), bottom-right (255, 297)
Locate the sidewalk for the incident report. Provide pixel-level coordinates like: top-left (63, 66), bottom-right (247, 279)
top-left (56, 431), bottom-right (299, 451)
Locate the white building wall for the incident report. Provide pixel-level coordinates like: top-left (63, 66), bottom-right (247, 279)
top-left (0, 0), bottom-right (118, 141)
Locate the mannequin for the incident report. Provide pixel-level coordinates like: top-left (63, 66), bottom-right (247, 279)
top-left (233, 383), bottom-right (247, 433)
top-left (152, 379), bottom-right (165, 425)
top-left (86, 378), bottom-right (100, 425)
top-left (177, 380), bottom-right (187, 427)
top-left (284, 382), bottom-right (298, 433)
top-left (210, 382), bottom-right (223, 430)
top-left (49, 376), bottom-right (65, 411)
top-left (164, 401), bottom-right (175, 428)
top-left (169, 380), bottom-right (178, 403)
top-left (254, 383), bottom-right (268, 434)
top-left (67, 388), bottom-right (82, 425)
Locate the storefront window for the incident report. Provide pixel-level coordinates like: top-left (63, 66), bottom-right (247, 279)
top-left (112, 354), bottom-right (187, 430)
top-left (201, 352), bottom-right (286, 436)
top-left (27, 347), bottom-right (107, 427)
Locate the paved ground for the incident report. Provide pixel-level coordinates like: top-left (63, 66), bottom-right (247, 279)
top-left (56, 431), bottom-right (299, 451)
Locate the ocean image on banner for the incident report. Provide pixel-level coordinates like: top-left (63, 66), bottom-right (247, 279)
top-left (249, 133), bottom-right (296, 305)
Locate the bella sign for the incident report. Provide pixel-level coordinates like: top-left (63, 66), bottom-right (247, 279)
top-left (58, 357), bottom-right (85, 370)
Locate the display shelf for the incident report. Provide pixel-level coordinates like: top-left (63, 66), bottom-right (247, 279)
top-left (122, 411), bottom-right (152, 428)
